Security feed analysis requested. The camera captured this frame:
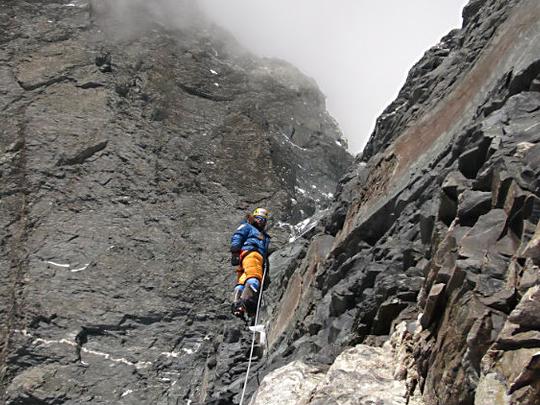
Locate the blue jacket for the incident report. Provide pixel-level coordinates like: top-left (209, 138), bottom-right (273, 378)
top-left (230, 220), bottom-right (271, 258)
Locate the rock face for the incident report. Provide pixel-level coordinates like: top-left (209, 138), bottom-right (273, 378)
top-left (2, 0), bottom-right (540, 404)
top-left (249, 0), bottom-right (540, 404)
top-left (250, 326), bottom-right (424, 405)
top-left (0, 1), bottom-right (352, 404)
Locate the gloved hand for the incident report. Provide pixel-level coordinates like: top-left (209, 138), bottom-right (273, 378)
top-left (231, 252), bottom-right (240, 266)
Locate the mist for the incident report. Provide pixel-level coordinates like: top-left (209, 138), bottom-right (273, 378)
top-left (90, 0), bottom-right (204, 36)
top-left (95, 0), bottom-right (468, 154)
top-left (199, 0), bottom-right (469, 153)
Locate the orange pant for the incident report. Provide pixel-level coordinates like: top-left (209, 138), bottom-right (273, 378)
top-left (236, 251), bottom-right (263, 286)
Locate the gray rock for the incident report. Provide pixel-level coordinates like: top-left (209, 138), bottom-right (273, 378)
top-left (251, 343), bottom-right (424, 405)
top-left (0, 1), bottom-right (351, 403)
top-left (457, 190), bottom-right (493, 226)
top-left (420, 283), bottom-right (446, 329)
top-left (4, 0), bottom-right (540, 404)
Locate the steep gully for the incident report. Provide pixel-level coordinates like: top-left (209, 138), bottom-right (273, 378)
top-left (244, 0), bottom-right (540, 404)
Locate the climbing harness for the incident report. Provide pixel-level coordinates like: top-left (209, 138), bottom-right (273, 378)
top-left (238, 267), bottom-right (268, 405)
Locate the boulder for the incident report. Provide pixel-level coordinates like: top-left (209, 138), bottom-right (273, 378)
top-left (249, 361), bottom-right (325, 405)
top-left (251, 344), bottom-right (424, 405)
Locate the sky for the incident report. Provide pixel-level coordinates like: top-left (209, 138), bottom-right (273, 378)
top-left (199, 0), bottom-right (469, 154)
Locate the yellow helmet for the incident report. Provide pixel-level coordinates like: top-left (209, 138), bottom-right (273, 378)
top-left (252, 207), bottom-right (270, 220)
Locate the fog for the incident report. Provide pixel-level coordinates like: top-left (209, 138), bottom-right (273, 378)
top-left (199, 0), bottom-right (469, 153)
top-left (91, 0), bottom-right (202, 34)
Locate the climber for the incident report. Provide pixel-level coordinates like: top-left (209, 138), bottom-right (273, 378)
top-left (230, 207), bottom-right (271, 321)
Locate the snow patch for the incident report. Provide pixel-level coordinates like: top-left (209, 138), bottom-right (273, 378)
top-left (295, 186), bottom-right (306, 195)
top-left (280, 132), bottom-right (307, 151)
top-left (160, 351), bottom-right (181, 358)
top-left (14, 329), bottom-right (31, 337)
top-left (210, 69), bottom-right (218, 75)
top-left (285, 209), bottom-right (330, 243)
top-left (46, 261), bottom-right (70, 268)
top-left (380, 103), bottom-right (405, 120)
top-left (15, 330), bottom-right (151, 369)
top-left (213, 82), bottom-right (219, 87)
top-left (65, 1), bottom-right (85, 6)
top-left (71, 263), bottom-right (90, 273)
top-left (525, 122), bottom-right (540, 132)
top-left (277, 221), bottom-right (293, 234)
top-left (287, 217), bottom-right (316, 243)
top-left (121, 390), bottom-right (133, 398)
top-left (161, 343), bottom-right (200, 357)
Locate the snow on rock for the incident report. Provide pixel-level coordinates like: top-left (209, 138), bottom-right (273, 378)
top-left (121, 389), bottom-right (133, 397)
top-left (278, 218), bottom-right (312, 243)
top-left (46, 261), bottom-right (70, 268)
top-left (294, 186), bottom-right (306, 195)
top-left (287, 217), bottom-right (316, 243)
top-left (71, 263), bottom-right (89, 273)
top-left (280, 132), bottom-right (307, 151)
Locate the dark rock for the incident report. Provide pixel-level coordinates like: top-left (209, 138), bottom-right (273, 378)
top-left (479, 288), bottom-right (518, 314)
top-left (458, 140), bottom-right (491, 179)
top-left (95, 50), bottom-right (112, 73)
top-left (438, 191), bottom-right (458, 226)
top-left (372, 298), bottom-right (409, 335)
top-left (457, 190), bottom-right (492, 226)
top-left (420, 283), bottom-right (446, 329)
top-left (0, 1), bottom-right (352, 403)
top-left (442, 170), bottom-right (470, 200)
top-left (508, 286), bottom-right (540, 330)
top-left (459, 209), bottom-right (507, 258)
top-left (4, 0), bottom-right (540, 403)
top-left (445, 265), bottom-right (468, 297)
top-left (463, 0), bottom-right (489, 26)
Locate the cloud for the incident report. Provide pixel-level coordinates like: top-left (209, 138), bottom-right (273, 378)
top-left (87, 0), bottom-right (468, 154)
top-left (89, 0), bottom-right (204, 36)
top-left (199, 0), bottom-right (468, 153)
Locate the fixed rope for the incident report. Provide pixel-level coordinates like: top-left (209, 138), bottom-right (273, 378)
top-left (238, 267), bottom-right (268, 405)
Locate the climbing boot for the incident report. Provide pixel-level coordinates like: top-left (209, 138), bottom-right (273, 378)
top-left (231, 301), bottom-right (246, 320)
top-left (240, 281), bottom-right (259, 318)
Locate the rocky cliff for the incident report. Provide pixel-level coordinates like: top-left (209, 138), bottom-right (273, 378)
top-left (0, 1), bottom-right (352, 403)
top-left (250, 0), bottom-right (540, 404)
top-left (2, 0), bottom-right (540, 404)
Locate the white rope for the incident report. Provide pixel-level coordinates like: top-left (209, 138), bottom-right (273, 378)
top-left (238, 267), bottom-right (268, 405)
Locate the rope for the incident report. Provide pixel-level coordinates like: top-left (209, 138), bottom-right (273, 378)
top-left (238, 267), bottom-right (268, 405)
